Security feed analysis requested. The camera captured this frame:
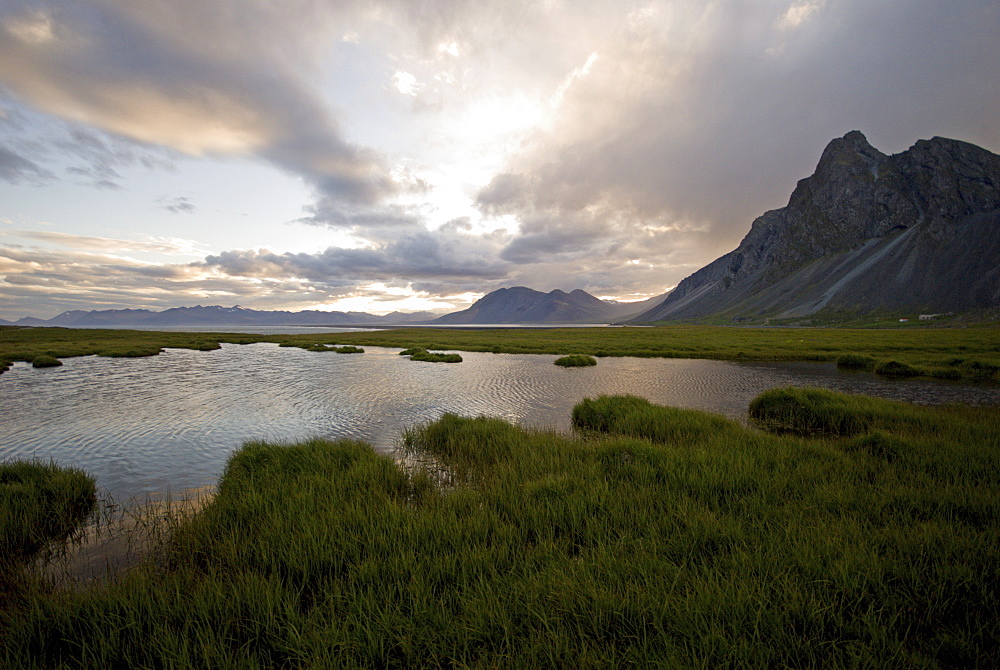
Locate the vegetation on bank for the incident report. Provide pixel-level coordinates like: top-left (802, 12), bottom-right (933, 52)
top-left (2, 389), bottom-right (998, 667)
top-left (2, 324), bottom-right (998, 381)
top-left (554, 354), bottom-right (597, 367)
top-left (1, 461), bottom-right (96, 605)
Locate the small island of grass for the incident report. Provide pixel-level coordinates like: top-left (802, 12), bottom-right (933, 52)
top-left (30, 355), bottom-right (62, 368)
top-left (554, 354), bottom-right (597, 367)
top-left (304, 344), bottom-right (364, 353)
top-left (400, 347), bottom-right (462, 363)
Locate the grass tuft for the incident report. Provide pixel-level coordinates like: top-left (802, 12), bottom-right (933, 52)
top-left (401, 347), bottom-right (462, 363)
top-left (30, 355), bottom-right (61, 368)
top-left (748, 386), bottom-right (872, 436)
top-left (836, 353), bottom-right (876, 370)
top-left (1, 460), bottom-right (96, 570)
top-left (874, 359), bottom-right (920, 377)
top-left (554, 354), bottom-right (597, 367)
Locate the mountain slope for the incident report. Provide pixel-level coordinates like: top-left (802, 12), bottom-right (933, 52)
top-left (634, 131), bottom-right (1000, 322)
top-left (431, 287), bottom-right (653, 324)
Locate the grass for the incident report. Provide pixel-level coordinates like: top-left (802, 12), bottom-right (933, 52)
top-left (1, 460), bottom-right (96, 607)
top-left (2, 390), bottom-right (998, 667)
top-left (874, 360), bottom-right (920, 377)
top-left (836, 353), bottom-right (876, 370)
top-left (3, 323), bottom-right (999, 380)
top-left (30, 355), bottom-right (62, 368)
top-left (554, 354), bottom-right (597, 367)
top-left (303, 344), bottom-right (365, 353)
top-left (400, 347), bottom-right (463, 363)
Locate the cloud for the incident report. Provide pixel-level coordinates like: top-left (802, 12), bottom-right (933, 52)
top-left (10, 229), bottom-right (206, 255)
top-left (201, 229), bottom-right (510, 285)
top-left (0, 1), bottom-right (395, 205)
top-left (475, 0), bottom-right (1000, 286)
top-left (1, 95), bottom-right (177, 189)
top-left (2, 0), bottom-right (998, 315)
top-left (0, 144), bottom-right (54, 184)
top-left (0, 243), bottom-right (356, 319)
top-left (156, 196), bottom-right (196, 215)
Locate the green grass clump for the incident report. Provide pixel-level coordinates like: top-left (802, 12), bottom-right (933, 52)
top-left (402, 347), bottom-right (462, 363)
top-left (572, 394), bottom-right (734, 444)
top-left (554, 354), bottom-right (597, 367)
top-left (748, 387), bottom-right (874, 436)
top-left (874, 359), bottom-right (920, 377)
top-left (3, 392), bottom-right (999, 667)
top-left (1, 460), bottom-right (96, 568)
top-left (30, 355), bottom-right (61, 368)
top-left (836, 353), bottom-right (876, 370)
top-left (97, 346), bottom-right (164, 358)
top-left (301, 344), bottom-right (364, 353)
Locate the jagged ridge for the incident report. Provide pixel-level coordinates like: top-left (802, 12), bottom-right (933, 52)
top-left (635, 131), bottom-right (1000, 321)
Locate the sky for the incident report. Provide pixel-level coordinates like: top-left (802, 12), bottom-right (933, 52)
top-left (1, 1), bottom-right (998, 320)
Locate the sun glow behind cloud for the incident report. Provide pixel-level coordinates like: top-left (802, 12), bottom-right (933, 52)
top-left (0, 0), bottom-right (998, 320)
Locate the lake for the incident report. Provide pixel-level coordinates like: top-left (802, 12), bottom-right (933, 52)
top-left (2, 342), bottom-right (997, 501)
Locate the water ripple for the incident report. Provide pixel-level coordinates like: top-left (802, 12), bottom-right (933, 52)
top-left (2, 343), bottom-right (997, 501)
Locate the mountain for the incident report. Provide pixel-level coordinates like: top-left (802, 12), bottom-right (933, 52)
top-left (430, 287), bottom-right (661, 324)
top-left (634, 131), bottom-right (1000, 322)
top-left (13, 305), bottom-right (436, 328)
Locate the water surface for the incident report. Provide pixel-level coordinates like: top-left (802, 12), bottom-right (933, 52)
top-left (2, 343), bottom-right (996, 501)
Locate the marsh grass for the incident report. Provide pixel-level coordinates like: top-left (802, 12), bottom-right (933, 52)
top-left (3, 390), bottom-right (998, 667)
top-left (1, 460), bottom-right (96, 611)
top-left (0, 461), bottom-right (96, 566)
top-left (30, 355), bottom-right (61, 368)
top-left (554, 354), bottom-right (597, 367)
top-left (400, 347), bottom-right (463, 363)
top-left (748, 387), bottom-right (878, 436)
top-left (836, 353), bottom-right (876, 370)
top-left (302, 344), bottom-right (365, 353)
top-left (874, 359), bottom-right (920, 377)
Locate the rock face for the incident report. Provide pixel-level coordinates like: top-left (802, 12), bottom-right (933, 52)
top-left (634, 131), bottom-right (1000, 321)
top-left (431, 287), bottom-right (657, 324)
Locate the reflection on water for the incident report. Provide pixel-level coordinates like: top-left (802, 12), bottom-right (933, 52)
top-left (2, 343), bottom-right (997, 501)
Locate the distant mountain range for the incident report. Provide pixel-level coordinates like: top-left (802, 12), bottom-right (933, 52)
top-left (0, 305), bottom-right (437, 328)
top-left (0, 290), bottom-right (664, 328)
top-left (632, 131), bottom-right (1000, 322)
top-left (429, 287), bottom-right (663, 325)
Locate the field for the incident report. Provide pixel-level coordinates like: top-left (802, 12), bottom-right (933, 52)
top-left (2, 389), bottom-right (998, 667)
top-left (2, 324), bottom-right (999, 381)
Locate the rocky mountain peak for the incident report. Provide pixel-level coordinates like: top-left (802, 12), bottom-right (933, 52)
top-left (634, 131), bottom-right (1000, 322)
top-left (814, 130), bottom-right (885, 176)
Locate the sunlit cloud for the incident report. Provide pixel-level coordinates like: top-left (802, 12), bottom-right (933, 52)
top-left (778, 1), bottom-right (826, 30)
top-left (0, 0), bottom-right (997, 320)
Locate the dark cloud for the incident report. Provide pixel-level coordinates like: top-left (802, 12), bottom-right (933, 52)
top-left (0, 145), bottom-right (54, 184)
top-left (201, 229), bottom-right (509, 285)
top-left (156, 196), bottom-right (195, 215)
top-left (0, 1), bottom-right (395, 206)
top-left (477, 0), bottom-right (1000, 285)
